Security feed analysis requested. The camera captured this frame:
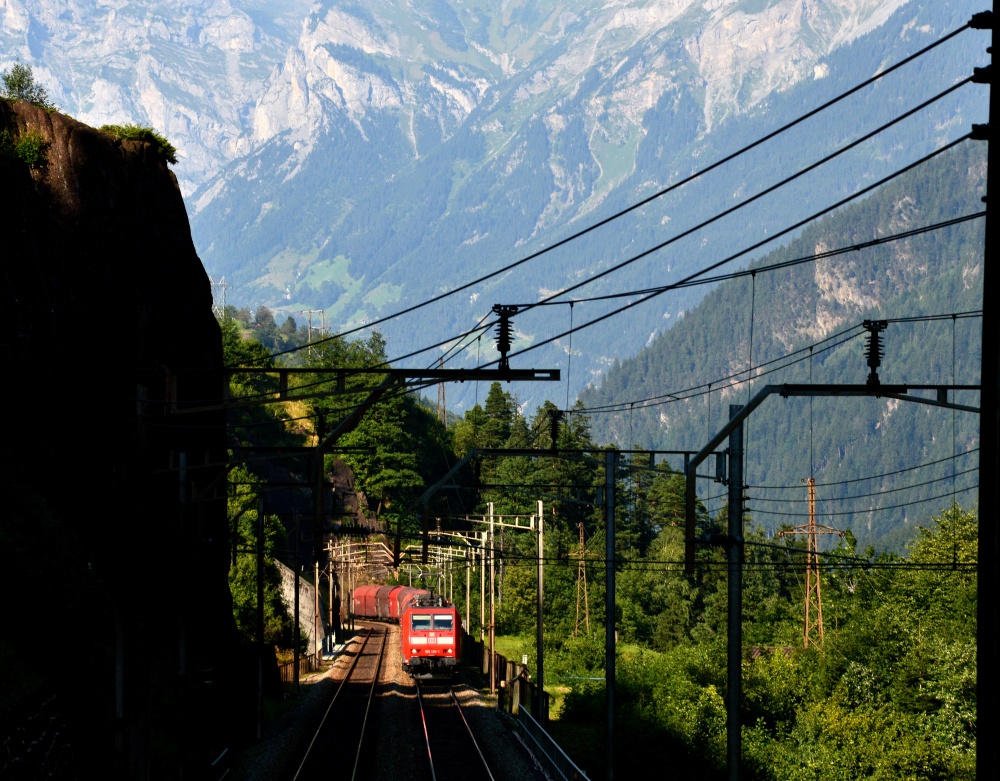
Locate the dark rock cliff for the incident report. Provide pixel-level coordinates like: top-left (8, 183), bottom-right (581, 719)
top-left (1, 101), bottom-right (238, 778)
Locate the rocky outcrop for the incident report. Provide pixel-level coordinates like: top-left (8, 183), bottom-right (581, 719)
top-left (0, 100), bottom-right (235, 778)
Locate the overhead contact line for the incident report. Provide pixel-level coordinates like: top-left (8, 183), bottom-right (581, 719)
top-left (574, 307), bottom-right (981, 416)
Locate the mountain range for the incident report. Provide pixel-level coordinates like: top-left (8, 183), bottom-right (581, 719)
top-left (2, 0), bottom-right (988, 414)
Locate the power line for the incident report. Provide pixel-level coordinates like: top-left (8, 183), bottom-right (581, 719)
top-left (382, 106), bottom-right (977, 374)
top-left (747, 467), bottom-right (978, 504)
top-left (500, 136), bottom-right (973, 368)
top-left (261, 21), bottom-right (972, 362)
top-left (747, 483), bottom-right (977, 518)
top-left (750, 447), bottom-right (980, 490)
top-left (511, 80), bottom-right (973, 314)
top-left (517, 213), bottom-right (985, 309)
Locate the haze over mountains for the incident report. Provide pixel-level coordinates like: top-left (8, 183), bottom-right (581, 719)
top-left (1, 0), bottom-right (988, 418)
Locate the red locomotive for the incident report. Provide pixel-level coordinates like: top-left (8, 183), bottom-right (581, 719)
top-left (351, 585), bottom-right (462, 678)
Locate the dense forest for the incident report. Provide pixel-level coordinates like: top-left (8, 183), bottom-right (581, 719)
top-left (220, 296), bottom-right (975, 778)
top-left (439, 382), bottom-right (977, 779)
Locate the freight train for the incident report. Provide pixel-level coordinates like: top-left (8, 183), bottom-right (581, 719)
top-left (351, 585), bottom-right (462, 678)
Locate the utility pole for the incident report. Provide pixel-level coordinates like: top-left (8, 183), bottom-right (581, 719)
top-left (971, 9), bottom-right (996, 781)
top-left (489, 503), bottom-right (496, 695)
top-left (314, 560), bottom-right (320, 663)
top-left (726, 405), bottom-right (744, 781)
top-left (255, 498), bottom-right (264, 739)
top-left (778, 478), bottom-right (844, 649)
top-left (480, 531), bottom-right (486, 644)
top-left (300, 309), bottom-right (324, 358)
top-left (604, 450), bottom-right (617, 781)
top-left (535, 499), bottom-right (544, 721)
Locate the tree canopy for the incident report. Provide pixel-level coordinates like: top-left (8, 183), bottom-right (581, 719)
top-left (1, 63), bottom-right (56, 109)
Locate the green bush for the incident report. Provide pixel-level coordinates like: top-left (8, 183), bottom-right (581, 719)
top-left (15, 130), bottom-right (47, 166)
top-left (0, 129), bottom-right (48, 168)
top-left (99, 123), bottom-right (178, 164)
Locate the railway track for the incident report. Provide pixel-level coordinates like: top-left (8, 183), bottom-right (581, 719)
top-left (292, 625), bottom-right (388, 781)
top-left (416, 680), bottom-right (496, 781)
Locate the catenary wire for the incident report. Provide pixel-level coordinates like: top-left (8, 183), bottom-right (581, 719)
top-left (404, 136), bottom-right (974, 378)
top-left (391, 208), bottom-right (981, 379)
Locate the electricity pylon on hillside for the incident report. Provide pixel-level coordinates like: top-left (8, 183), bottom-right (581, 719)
top-left (777, 477), bottom-right (844, 649)
top-left (437, 357), bottom-right (446, 425)
top-left (573, 522), bottom-right (591, 636)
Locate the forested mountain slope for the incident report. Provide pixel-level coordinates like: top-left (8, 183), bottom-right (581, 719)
top-left (579, 141), bottom-right (985, 551)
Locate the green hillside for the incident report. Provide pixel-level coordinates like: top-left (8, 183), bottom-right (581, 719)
top-left (579, 141), bottom-right (985, 552)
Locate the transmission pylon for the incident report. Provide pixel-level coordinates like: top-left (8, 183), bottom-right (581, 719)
top-left (300, 309), bottom-right (325, 358)
top-left (574, 522), bottom-right (590, 636)
top-left (209, 276), bottom-right (231, 318)
top-left (778, 477), bottom-right (844, 649)
top-left (437, 357), bottom-right (446, 425)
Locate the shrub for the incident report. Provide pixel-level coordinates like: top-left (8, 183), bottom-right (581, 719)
top-left (0, 128), bottom-right (48, 168)
top-left (15, 130), bottom-right (47, 167)
top-left (99, 123), bottom-right (178, 164)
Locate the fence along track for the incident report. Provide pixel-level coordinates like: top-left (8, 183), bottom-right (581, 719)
top-left (416, 680), bottom-right (496, 781)
top-left (292, 625), bottom-right (388, 781)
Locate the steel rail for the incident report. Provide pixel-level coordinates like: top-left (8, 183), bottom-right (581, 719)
top-left (448, 688), bottom-right (495, 780)
top-left (416, 680), bottom-right (438, 781)
top-left (416, 680), bottom-right (496, 781)
top-left (292, 627), bottom-right (373, 780)
top-left (291, 626), bottom-right (386, 781)
top-left (350, 627), bottom-right (388, 781)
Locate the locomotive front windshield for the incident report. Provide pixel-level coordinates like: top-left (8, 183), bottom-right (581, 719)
top-left (433, 614), bottom-right (454, 631)
top-left (411, 614), bottom-right (432, 631)
top-left (410, 612), bottom-right (454, 631)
